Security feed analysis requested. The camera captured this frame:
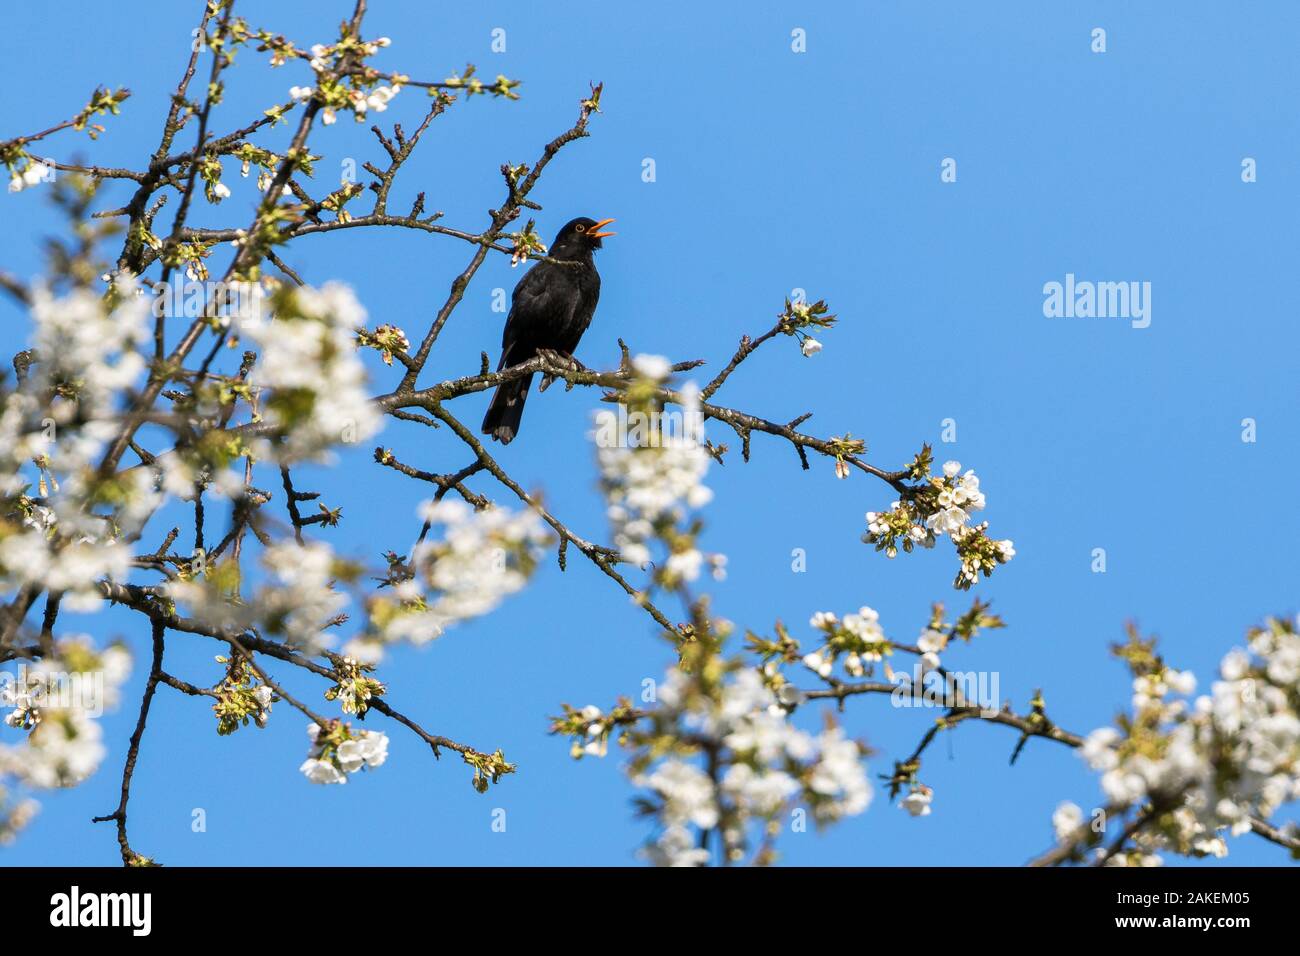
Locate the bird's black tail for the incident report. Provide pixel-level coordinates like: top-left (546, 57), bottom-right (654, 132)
top-left (481, 373), bottom-right (534, 445)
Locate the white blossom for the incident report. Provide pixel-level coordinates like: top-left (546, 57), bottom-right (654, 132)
top-left (899, 786), bottom-right (933, 817)
top-left (630, 353), bottom-right (672, 380)
top-left (0, 638), bottom-right (131, 814)
top-left (363, 499), bottom-right (549, 654)
top-left (1052, 801), bottom-right (1083, 841)
top-left (336, 730), bottom-right (389, 771)
top-left (808, 727), bottom-right (872, 820)
top-left (638, 759), bottom-right (718, 829)
top-left (365, 85), bottom-right (399, 112)
top-left (300, 723), bottom-right (389, 784)
top-left (299, 758), bottom-right (346, 785)
top-left (240, 282), bottom-right (382, 461)
top-left (1063, 622), bottom-right (1300, 862)
top-left (643, 824), bottom-right (710, 867)
top-left (594, 380), bottom-right (715, 583)
top-left (169, 540), bottom-right (347, 655)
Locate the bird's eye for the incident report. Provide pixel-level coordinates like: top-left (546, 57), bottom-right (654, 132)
top-left (575, 224), bottom-right (585, 232)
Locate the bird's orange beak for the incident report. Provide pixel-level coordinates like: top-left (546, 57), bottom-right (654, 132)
top-left (588, 217), bottom-right (616, 239)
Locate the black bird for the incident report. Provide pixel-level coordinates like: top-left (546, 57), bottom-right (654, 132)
top-left (481, 215), bottom-right (615, 444)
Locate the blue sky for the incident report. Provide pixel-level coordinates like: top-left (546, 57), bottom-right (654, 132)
top-left (2, 1), bottom-right (1298, 866)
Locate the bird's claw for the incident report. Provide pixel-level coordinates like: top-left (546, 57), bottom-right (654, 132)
top-left (537, 349), bottom-right (585, 392)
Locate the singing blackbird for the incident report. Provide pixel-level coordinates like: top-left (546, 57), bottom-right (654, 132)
top-left (481, 215), bottom-right (615, 444)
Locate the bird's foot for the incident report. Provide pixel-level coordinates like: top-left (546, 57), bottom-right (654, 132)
top-left (536, 350), bottom-right (584, 392)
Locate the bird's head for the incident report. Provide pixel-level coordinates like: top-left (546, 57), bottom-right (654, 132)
top-left (551, 216), bottom-right (616, 257)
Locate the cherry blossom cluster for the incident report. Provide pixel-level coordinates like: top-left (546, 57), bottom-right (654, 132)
top-left (0, 784), bottom-right (38, 844)
top-left (0, 278), bottom-right (159, 611)
top-left (324, 656), bottom-right (387, 716)
top-left (6, 161), bottom-right (52, 193)
top-left (593, 356), bottom-right (722, 589)
top-left (0, 637), bottom-right (131, 840)
top-left (299, 719), bottom-right (389, 785)
top-left (169, 539), bottom-right (350, 656)
top-left (864, 455), bottom-right (1015, 590)
top-left (776, 297), bottom-right (837, 358)
top-left (351, 498), bottom-right (550, 661)
top-left (232, 143), bottom-right (279, 193)
top-left (240, 283), bottom-right (383, 462)
top-left (301, 33), bottom-right (403, 127)
top-left (1051, 619), bottom-right (1300, 865)
top-left (554, 661), bottom-right (871, 866)
top-left (210, 653), bottom-right (277, 735)
top-left (178, 506), bottom-right (538, 657)
top-left (747, 599), bottom-right (1006, 823)
top-left (800, 607), bottom-right (896, 680)
top-left (210, 16), bottom-right (407, 130)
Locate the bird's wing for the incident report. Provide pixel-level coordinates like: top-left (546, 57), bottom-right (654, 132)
top-left (499, 264), bottom-right (578, 361)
